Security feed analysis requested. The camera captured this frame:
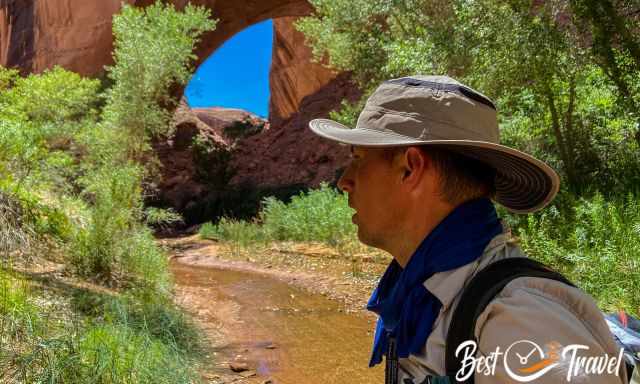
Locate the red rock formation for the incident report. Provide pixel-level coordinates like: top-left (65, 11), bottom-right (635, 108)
top-left (192, 107), bottom-right (267, 137)
top-left (1, 0), bottom-right (311, 77)
top-left (229, 72), bottom-right (360, 188)
top-left (268, 16), bottom-right (337, 124)
top-left (153, 101), bottom-right (269, 212)
top-left (1, 0), bottom-right (125, 76)
top-left (0, 1), bottom-right (332, 121)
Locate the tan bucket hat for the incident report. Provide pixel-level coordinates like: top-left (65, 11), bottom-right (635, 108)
top-left (308, 75), bottom-right (560, 213)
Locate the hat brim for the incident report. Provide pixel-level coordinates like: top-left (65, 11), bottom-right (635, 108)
top-left (309, 118), bottom-right (560, 213)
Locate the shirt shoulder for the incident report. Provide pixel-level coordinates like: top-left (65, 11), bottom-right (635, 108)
top-left (473, 276), bottom-right (626, 384)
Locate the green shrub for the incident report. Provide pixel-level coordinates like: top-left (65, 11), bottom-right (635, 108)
top-left (260, 183), bottom-right (355, 244)
top-left (199, 218), bottom-right (264, 247)
top-left (144, 207), bottom-right (183, 231)
top-left (198, 221), bottom-right (221, 240)
top-left (0, 66), bottom-right (100, 125)
top-left (70, 165), bottom-right (170, 291)
top-left (200, 183), bottom-right (356, 246)
top-left (0, 66), bottom-right (100, 194)
top-left (516, 193), bottom-right (640, 316)
top-left (70, 165), bottom-right (142, 282)
top-left (118, 228), bottom-right (171, 293)
top-left (13, 189), bottom-right (74, 242)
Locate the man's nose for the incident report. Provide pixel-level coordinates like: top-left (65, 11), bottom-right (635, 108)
top-left (337, 166), bottom-right (354, 193)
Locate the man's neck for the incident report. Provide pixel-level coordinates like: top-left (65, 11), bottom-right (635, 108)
top-left (391, 200), bottom-right (456, 268)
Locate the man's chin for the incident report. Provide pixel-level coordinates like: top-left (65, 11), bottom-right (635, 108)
top-left (356, 227), bottom-right (375, 248)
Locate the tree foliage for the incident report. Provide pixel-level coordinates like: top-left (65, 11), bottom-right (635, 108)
top-left (297, 0), bottom-right (640, 194)
top-left (102, 2), bottom-right (216, 161)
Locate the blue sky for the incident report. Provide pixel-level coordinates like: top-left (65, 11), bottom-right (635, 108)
top-left (185, 19), bottom-right (273, 117)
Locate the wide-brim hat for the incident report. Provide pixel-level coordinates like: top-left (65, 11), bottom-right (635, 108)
top-left (308, 75), bottom-right (560, 213)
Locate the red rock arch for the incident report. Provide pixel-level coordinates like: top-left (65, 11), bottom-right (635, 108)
top-left (1, 0), bottom-right (308, 75)
top-left (0, 0), bottom-right (341, 122)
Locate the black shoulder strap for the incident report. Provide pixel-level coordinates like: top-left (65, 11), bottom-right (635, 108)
top-left (444, 257), bottom-right (575, 383)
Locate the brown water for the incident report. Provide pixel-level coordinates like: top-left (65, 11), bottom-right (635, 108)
top-left (171, 261), bottom-right (384, 384)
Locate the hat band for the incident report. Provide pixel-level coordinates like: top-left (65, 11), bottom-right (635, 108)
top-left (385, 77), bottom-right (496, 110)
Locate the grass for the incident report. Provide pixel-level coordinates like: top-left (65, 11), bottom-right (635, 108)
top-left (11, 323), bottom-right (199, 384)
top-left (0, 270), bottom-right (204, 383)
top-left (514, 192), bottom-right (640, 316)
top-left (71, 290), bottom-right (202, 354)
top-left (199, 183), bottom-right (375, 265)
top-left (0, 270), bottom-right (40, 344)
top-left (200, 183), bottom-right (356, 245)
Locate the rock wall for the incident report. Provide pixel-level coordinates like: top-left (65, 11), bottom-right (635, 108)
top-left (1, 0), bottom-right (125, 75)
top-left (230, 72), bottom-right (360, 189)
top-left (152, 74), bottom-right (360, 224)
top-left (1, 0), bottom-right (311, 76)
top-left (268, 16), bottom-right (337, 124)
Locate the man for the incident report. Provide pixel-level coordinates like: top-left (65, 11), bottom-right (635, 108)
top-left (308, 76), bottom-right (627, 383)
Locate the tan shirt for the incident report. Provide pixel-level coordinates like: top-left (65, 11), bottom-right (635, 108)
top-left (397, 231), bottom-right (627, 384)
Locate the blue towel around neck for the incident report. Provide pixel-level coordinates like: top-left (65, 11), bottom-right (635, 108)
top-left (366, 198), bottom-right (503, 367)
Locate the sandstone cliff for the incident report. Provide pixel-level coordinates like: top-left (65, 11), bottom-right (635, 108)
top-left (268, 16), bottom-right (337, 124)
top-left (230, 73), bottom-right (359, 189)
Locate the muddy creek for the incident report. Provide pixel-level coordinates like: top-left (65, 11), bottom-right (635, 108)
top-left (171, 261), bottom-right (384, 383)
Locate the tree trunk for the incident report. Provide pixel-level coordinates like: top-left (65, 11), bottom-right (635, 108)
top-left (563, 74), bottom-right (578, 185)
top-left (544, 83), bottom-right (577, 190)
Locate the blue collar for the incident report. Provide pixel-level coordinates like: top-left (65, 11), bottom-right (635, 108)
top-left (366, 198), bottom-right (502, 366)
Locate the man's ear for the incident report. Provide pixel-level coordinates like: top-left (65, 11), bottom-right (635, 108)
top-left (401, 147), bottom-right (428, 186)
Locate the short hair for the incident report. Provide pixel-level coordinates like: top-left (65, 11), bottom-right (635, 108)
top-left (384, 146), bottom-right (496, 205)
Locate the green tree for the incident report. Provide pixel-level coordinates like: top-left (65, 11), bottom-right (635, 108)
top-left (101, 2), bottom-right (216, 162)
top-left (0, 66), bottom-right (101, 191)
top-left (570, 0), bottom-right (640, 145)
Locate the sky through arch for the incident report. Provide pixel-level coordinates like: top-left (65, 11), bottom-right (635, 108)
top-left (185, 19), bottom-right (273, 118)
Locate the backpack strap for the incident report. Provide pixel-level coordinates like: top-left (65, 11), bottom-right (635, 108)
top-left (444, 257), bottom-right (575, 383)
top-left (386, 332), bottom-right (399, 384)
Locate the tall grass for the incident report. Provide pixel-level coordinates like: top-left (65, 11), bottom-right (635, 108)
top-left (200, 183), bottom-right (356, 246)
top-left (71, 290), bottom-right (201, 354)
top-left (11, 323), bottom-right (199, 384)
top-left (0, 273), bottom-right (203, 383)
top-left (516, 192), bottom-right (640, 316)
top-left (0, 191), bottom-right (33, 264)
top-left (0, 270), bottom-right (39, 344)
top-left (260, 183), bottom-right (355, 244)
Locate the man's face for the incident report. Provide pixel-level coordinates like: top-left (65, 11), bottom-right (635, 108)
top-left (337, 146), bottom-right (405, 250)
